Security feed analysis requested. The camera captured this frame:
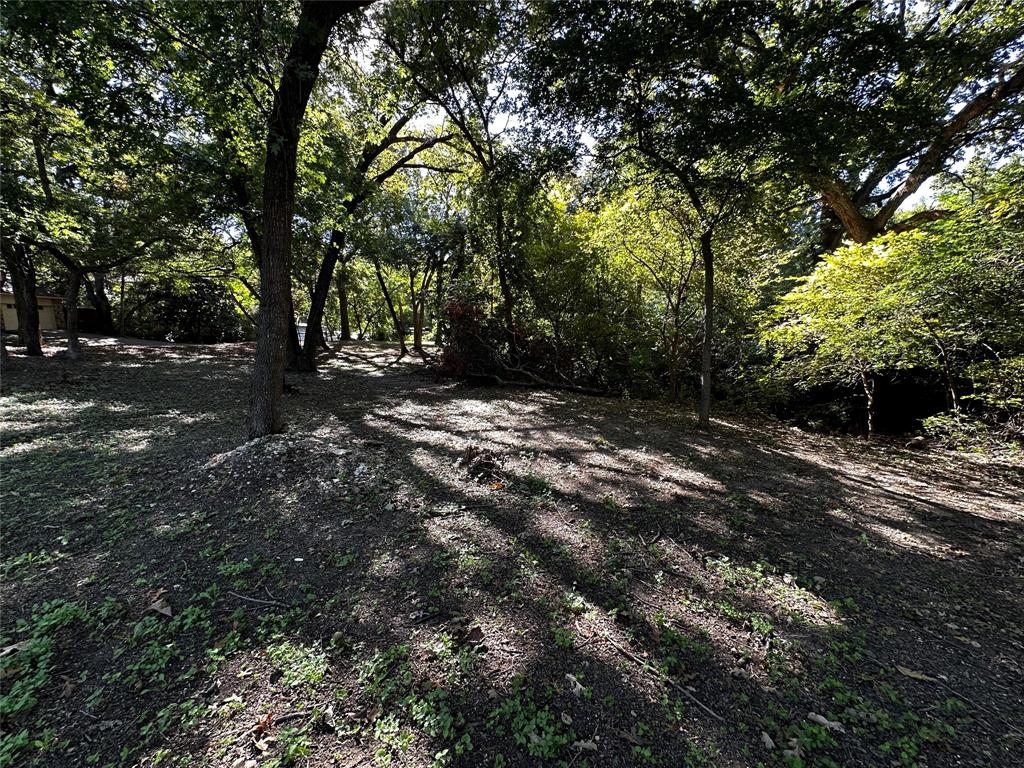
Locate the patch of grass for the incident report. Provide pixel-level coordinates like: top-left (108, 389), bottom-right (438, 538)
top-left (749, 613), bottom-right (774, 636)
top-left (487, 685), bottom-right (575, 761)
top-left (0, 600), bottom-right (87, 765)
top-left (357, 644), bottom-right (473, 766)
top-left (552, 626), bottom-right (575, 649)
top-left (655, 616), bottom-right (713, 676)
top-left (327, 550), bottom-right (358, 569)
top-left (428, 634), bottom-right (478, 685)
top-left (267, 639), bottom-right (328, 687)
top-left (1, 550), bottom-right (69, 579)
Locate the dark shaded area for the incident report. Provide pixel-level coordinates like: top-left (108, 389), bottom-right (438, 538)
top-left (776, 369), bottom-right (955, 436)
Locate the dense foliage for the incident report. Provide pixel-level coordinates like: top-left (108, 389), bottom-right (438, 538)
top-left (2, 0), bottom-right (1022, 441)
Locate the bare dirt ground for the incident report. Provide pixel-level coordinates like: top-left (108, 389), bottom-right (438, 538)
top-left (2, 340), bottom-right (1022, 768)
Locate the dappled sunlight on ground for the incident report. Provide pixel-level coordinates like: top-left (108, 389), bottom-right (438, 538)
top-left (1, 341), bottom-right (1022, 767)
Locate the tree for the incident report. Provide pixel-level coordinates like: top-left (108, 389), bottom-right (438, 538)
top-left (599, 187), bottom-right (700, 402)
top-left (294, 82), bottom-right (452, 370)
top-left (382, 0), bottom-right (525, 345)
top-left (759, 0), bottom-right (1024, 247)
top-left (2, 0), bottom-right (206, 358)
top-left (247, 0), bottom-right (372, 439)
top-left (764, 159), bottom-right (1024, 434)
top-left (0, 238), bottom-right (42, 355)
top-left (527, 0), bottom-right (772, 426)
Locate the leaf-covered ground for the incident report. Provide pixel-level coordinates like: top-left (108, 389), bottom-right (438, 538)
top-left (2, 338), bottom-right (1022, 768)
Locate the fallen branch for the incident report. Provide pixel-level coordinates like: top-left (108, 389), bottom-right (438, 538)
top-left (601, 632), bottom-right (725, 723)
top-left (638, 525), bottom-right (662, 547)
top-left (864, 653), bottom-right (1024, 739)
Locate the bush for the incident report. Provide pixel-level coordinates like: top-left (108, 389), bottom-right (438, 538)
top-left (122, 277), bottom-right (252, 343)
top-left (964, 356), bottom-right (1024, 440)
top-left (923, 411), bottom-right (1021, 455)
top-left (438, 298), bottom-right (501, 379)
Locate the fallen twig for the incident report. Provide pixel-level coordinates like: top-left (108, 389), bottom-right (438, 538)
top-left (274, 709), bottom-right (312, 725)
top-left (227, 590), bottom-right (289, 608)
top-left (638, 525), bottom-right (662, 547)
top-left (600, 632), bottom-right (725, 723)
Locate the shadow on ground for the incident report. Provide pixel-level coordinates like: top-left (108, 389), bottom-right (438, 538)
top-left (1, 339), bottom-right (1022, 767)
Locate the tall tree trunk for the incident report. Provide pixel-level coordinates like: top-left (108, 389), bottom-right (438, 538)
top-left (83, 272), bottom-right (116, 335)
top-left (413, 301), bottom-right (425, 354)
top-left (492, 200), bottom-right (516, 350)
top-left (337, 266), bottom-right (351, 342)
top-left (861, 370), bottom-right (877, 436)
top-left (409, 267), bottom-right (429, 357)
top-left (354, 303), bottom-right (367, 340)
top-left (285, 303), bottom-right (303, 371)
top-left (119, 269), bottom-right (127, 336)
top-left (299, 228), bottom-right (345, 370)
top-left (434, 255), bottom-right (447, 346)
top-left (2, 238), bottom-right (43, 356)
top-left (666, 330), bottom-right (682, 403)
top-left (63, 269), bottom-right (84, 360)
top-left (372, 255), bottom-right (408, 356)
top-left (248, 1), bottom-right (360, 438)
top-left (698, 230), bottom-right (714, 429)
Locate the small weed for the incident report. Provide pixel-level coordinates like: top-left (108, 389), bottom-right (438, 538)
top-left (552, 626), bottom-right (574, 649)
top-left (0, 600), bottom-right (87, 764)
top-left (357, 644), bottom-right (472, 766)
top-left (267, 639), bottom-right (328, 687)
top-left (327, 550), bottom-right (358, 569)
top-left (518, 473), bottom-right (550, 496)
top-left (487, 687), bottom-right (574, 760)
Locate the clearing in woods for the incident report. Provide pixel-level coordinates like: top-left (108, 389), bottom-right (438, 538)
top-left (1, 339), bottom-right (1022, 767)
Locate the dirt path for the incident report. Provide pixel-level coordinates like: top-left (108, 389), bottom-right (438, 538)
top-left (2, 342), bottom-right (1022, 768)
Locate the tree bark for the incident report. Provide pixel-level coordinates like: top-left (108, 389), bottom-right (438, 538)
top-left (83, 272), bottom-right (116, 335)
top-left (819, 182), bottom-right (877, 244)
top-left (492, 198), bottom-right (517, 351)
top-left (698, 230), bottom-right (714, 429)
top-left (2, 237), bottom-right (43, 355)
top-left (299, 228), bottom-right (345, 370)
top-left (355, 306), bottom-right (367, 340)
top-left (372, 254), bottom-right (408, 356)
top-left (63, 269), bottom-right (84, 360)
top-left (413, 302), bottom-right (425, 354)
top-left (119, 269), bottom-right (127, 336)
top-left (286, 302), bottom-right (303, 371)
top-left (337, 265), bottom-right (351, 341)
top-left (861, 369), bottom-right (877, 436)
top-left (248, 1), bottom-right (365, 438)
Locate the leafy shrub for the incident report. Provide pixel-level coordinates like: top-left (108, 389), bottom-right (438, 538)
top-left (122, 276), bottom-right (252, 343)
top-left (923, 411), bottom-right (1020, 454)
